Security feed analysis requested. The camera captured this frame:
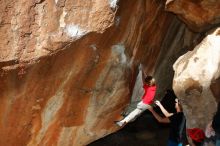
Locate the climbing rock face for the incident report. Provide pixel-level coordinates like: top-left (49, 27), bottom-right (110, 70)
top-left (173, 28), bottom-right (220, 129)
top-left (0, 0), bottom-right (178, 146)
top-left (0, 0), bottom-right (117, 63)
top-left (166, 0), bottom-right (220, 32)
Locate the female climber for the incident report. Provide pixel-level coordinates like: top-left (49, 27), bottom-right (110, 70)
top-left (115, 65), bottom-right (156, 127)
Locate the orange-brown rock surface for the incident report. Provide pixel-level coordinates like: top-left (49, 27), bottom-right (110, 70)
top-left (166, 0), bottom-right (220, 32)
top-left (0, 0), bottom-right (118, 63)
top-left (0, 0), bottom-right (181, 146)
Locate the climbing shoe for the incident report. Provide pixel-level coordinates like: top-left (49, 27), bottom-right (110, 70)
top-left (114, 121), bottom-right (126, 127)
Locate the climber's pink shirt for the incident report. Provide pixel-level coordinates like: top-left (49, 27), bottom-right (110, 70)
top-left (142, 84), bottom-right (156, 104)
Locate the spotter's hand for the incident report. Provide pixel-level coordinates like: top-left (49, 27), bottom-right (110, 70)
top-left (155, 100), bottom-right (161, 106)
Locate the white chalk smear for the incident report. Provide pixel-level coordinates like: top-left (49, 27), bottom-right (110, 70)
top-left (65, 24), bottom-right (88, 39)
top-left (108, 0), bottom-right (118, 9)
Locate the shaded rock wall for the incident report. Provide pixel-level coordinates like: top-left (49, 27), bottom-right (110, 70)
top-left (154, 17), bottom-right (200, 98)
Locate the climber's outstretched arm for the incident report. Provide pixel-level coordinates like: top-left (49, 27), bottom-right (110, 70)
top-left (140, 64), bottom-right (146, 83)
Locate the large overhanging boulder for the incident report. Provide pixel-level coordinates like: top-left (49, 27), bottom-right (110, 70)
top-left (166, 0), bottom-right (220, 32)
top-left (173, 28), bottom-right (220, 129)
